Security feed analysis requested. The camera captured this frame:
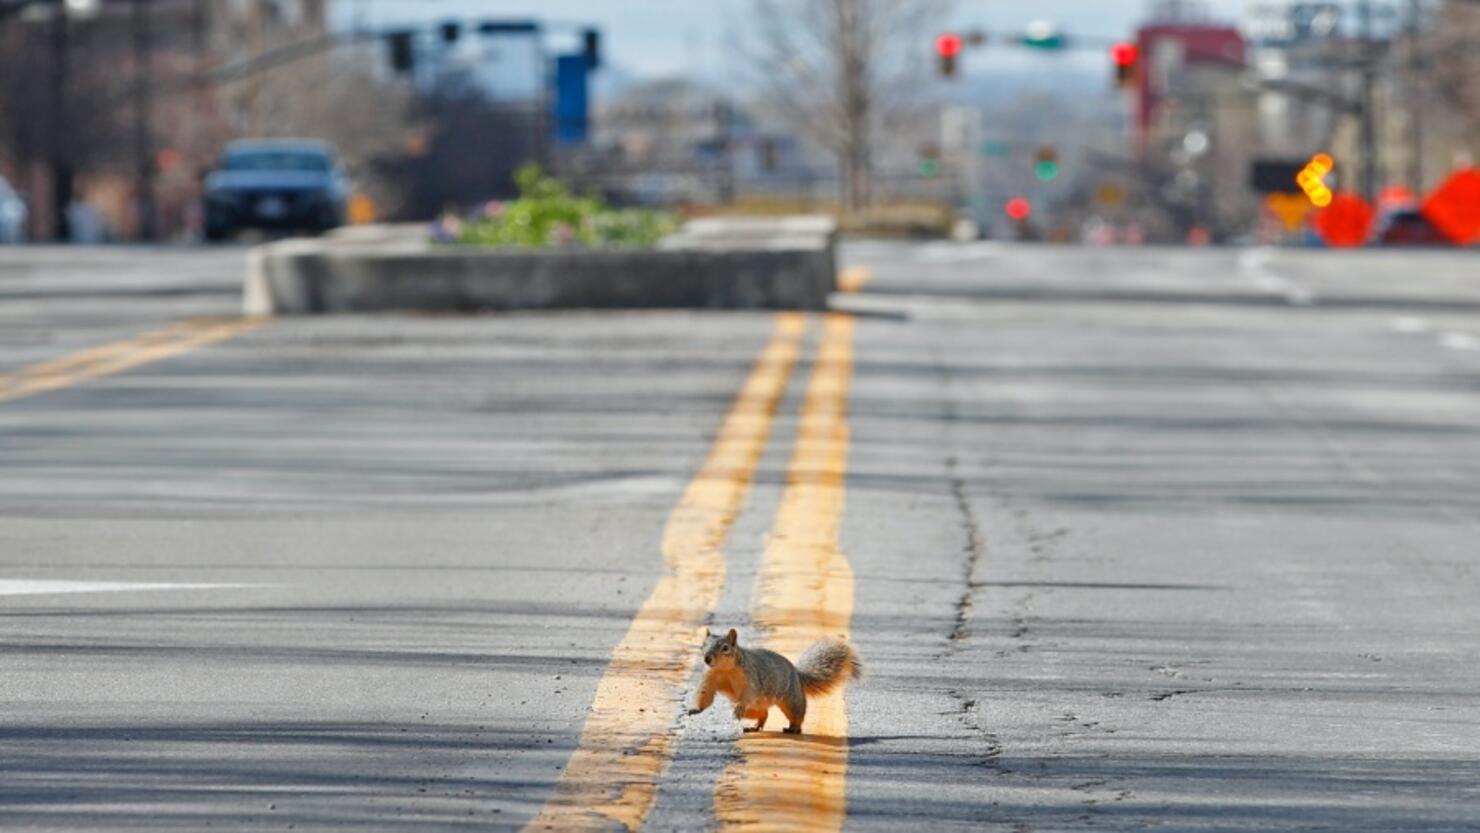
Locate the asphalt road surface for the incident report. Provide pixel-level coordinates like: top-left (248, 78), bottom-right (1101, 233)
top-left (2, 242), bottom-right (1478, 831)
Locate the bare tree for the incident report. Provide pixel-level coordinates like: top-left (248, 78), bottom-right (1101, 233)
top-left (743, 0), bottom-right (949, 211)
top-left (218, 44), bottom-right (415, 212)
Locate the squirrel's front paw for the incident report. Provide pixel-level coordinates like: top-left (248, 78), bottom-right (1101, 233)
top-left (686, 707), bottom-right (702, 716)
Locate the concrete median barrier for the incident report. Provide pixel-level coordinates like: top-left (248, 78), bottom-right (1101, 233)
top-left (243, 218), bottom-right (836, 315)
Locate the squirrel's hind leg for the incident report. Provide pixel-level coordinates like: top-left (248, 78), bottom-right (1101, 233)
top-left (780, 694), bottom-right (806, 734)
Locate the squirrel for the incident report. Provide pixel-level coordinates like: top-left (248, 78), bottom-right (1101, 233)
top-left (686, 627), bottom-right (862, 734)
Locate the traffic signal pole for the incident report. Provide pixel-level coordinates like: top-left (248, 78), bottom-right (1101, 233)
top-left (1406, 0), bottom-right (1423, 192)
top-left (1357, 0), bottom-right (1379, 203)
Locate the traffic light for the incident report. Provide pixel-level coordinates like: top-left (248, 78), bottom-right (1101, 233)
top-left (440, 21), bottom-right (461, 44)
top-left (1005, 198), bottom-right (1032, 222)
top-left (1111, 42), bottom-right (1139, 88)
top-left (583, 29), bottom-right (602, 70)
top-left (918, 142), bottom-right (942, 177)
top-left (936, 33), bottom-right (962, 78)
top-left (1034, 146), bottom-right (1060, 182)
top-left (387, 31), bottom-right (415, 75)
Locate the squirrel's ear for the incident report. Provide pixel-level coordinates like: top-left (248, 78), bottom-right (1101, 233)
top-left (725, 628), bottom-right (738, 646)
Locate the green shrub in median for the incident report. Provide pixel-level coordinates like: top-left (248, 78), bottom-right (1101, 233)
top-left (451, 165), bottom-right (678, 250)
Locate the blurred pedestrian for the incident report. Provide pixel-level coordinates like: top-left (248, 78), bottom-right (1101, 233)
top-left (66, 199), bottom-right (105, 244)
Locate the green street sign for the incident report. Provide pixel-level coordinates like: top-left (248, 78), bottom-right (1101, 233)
top-left (1020, 21), bottom-right (1068, 50)
top-left (1020, 34), bottom-right (1067, 49)
top-left (981, 141), bottom-right (1012, 158)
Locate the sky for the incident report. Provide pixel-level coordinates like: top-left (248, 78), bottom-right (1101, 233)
top-left (343, 0), bottom-right (1251, 81)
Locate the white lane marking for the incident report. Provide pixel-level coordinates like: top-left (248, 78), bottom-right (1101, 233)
top-left (1239, 247), bottom-right (1317, 307)
top-left (1390, 316), bottom-right (1431, 334)
top-left (1285, 287), bottom-right (1316, 306)
top-left (1439, 333), bottom-right (1480, 351)
top-left (0, 579), bottom-right (253, 597)
top-left (915, 241), bottom-right (1002, 263)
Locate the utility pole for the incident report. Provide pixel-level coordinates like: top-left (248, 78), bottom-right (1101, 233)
top-left (246, 0), bottom-right (263, 134)
top-left (1406, 0), bottom-right (1423, 191)
top-left (48, 0), bottom-right (72, 240)
top-left (1356, 0), bottom-right (1379, 202)
top-left (716, 99), bottom-right (736, 204)
top-left (132, 0), bottom-right (155, 240)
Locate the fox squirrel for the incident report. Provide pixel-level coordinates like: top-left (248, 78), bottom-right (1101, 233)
top-left (687, 628), bottom-right (863, 734)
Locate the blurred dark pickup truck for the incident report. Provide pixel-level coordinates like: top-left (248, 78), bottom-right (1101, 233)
top-left (203, 139), bottom-right (349, 241)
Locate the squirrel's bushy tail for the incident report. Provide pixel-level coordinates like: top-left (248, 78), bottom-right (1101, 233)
top-left (796, 639), bottom-right (863, 696)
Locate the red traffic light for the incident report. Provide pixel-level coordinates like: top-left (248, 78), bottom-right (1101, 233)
top-left (1111, 42), bottom-right (1139, 88)
top-left (936, 33), bottom-right (963, 58)
top-left (1005, 198), bottom-right (1032, 221)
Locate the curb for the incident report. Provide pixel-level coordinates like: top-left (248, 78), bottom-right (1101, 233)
top-left (242, 218), bottom-right (837, 315)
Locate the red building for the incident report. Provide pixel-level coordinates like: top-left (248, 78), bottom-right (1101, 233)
top-left (1135, 24), bottom-right (1247, 148)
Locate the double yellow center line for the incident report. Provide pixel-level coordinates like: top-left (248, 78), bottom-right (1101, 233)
top-left (530, 313), bottom-right (859, 832)
top-left (529, 313), bottom-right (807, 831)
top-left (0, 317), bottom-right (264, 405)
top-left (714, 314), bottom-right (856, 831)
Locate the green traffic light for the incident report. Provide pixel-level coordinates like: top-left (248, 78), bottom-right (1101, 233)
top-left (919, 159), bottom-right (941, 178)
top-left (1034, 160), bottom-right (1059, 182)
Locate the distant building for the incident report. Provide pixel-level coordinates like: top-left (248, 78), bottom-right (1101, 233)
top-left (1135, 21), bottom-right (1246, 147)
top-left (1373, 0), bottom-right (1480, 195)
top-left (1238, 0), bottom-right (1480, 202)
top-left (582, 78), bottom-right (817, 204)
top-left (1241, 2), bottom-right (1367, 195)
top-left (0, 0), bottom-right (331, 239)
top-left (1133, 3), bottom-right (1259, 238)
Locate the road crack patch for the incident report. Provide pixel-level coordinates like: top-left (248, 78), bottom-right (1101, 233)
top-left (932, 345), bottom-right (1006, 780)
top-left (947, 458), bottom-right (986, 646)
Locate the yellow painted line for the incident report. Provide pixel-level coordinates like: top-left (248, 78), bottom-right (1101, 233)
top-left (714, 313), bottom-right (857, 832)
top-left (0, 317), bottom-right (266, 405)
top-left (527, 313), bottom-right (808, 832)
top-left (837, 266), bottom-right (871, 295)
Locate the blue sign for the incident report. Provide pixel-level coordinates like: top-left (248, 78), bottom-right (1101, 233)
top-left (553, 54), bottom-right (590, 146)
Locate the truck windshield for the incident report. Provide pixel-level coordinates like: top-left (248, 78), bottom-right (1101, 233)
top-left (223, 151), bottom-right (330, 172)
